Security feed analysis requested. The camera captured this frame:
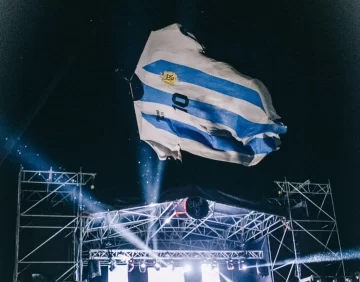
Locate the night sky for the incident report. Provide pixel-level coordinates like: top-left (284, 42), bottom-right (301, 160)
top-left (1, 0), bottom-right (360, 280)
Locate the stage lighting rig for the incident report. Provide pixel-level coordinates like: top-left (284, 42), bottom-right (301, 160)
top-left (184, 264), bottom-right (192, 273)
top-left (139, 262), bottom-right (147, 273)
top-left (226, 260), bottom-right (235, 270)
top-left (211, 261), bottom-right (218, 270)
top-left (168, 261), bottom-right (175, 271)
top-left (127, 259), bottom-right (135, 273)
top-left (109, 260), bottom-right (116, 272)
top-left (238, 260), bottom-right (247, 271)
top-left (154, 262), bottom-right (161, 271)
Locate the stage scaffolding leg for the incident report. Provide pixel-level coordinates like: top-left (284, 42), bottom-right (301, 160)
top-left (73, 193), bottom-right (77, 281)
top-left (76, 169), bottom-right (84, 282)
top-left (13, 169), bottom-right (22, 282)
top-left (286, 181), bottom-right (301, 281)
top-left (329, 180), bottom-right (346, 278)
top-left (268, 234), bottom-right (275, 282)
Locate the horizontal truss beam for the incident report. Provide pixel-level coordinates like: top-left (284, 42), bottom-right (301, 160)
top-left (89, 249), bottom-right (263, 261)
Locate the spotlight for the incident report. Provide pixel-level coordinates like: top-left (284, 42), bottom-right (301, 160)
top-left (155, 262), bottom-right (161, 271)
top-left (165, 217), bottom-right (171, 224)
top-left (227, 260), bottom-right (235, 271)
top-left (201, 263), bottom-right (209, 270)
top-left (90, 175), bottom-right (96, 189)
top-left (109, 260), bottom-right (116, 272)
top-left (239, 260), bottom-right (247, 271)
top-left (168, 261), bottom-right (175, 271)
top-left (184, 264), bottom-right (192, 273)
top-left (128, 259), bottom-right (135, 273)
top-left (211, 261), bottom-right (218, 270)
top-left (139, 262), bottom-right (147, 273)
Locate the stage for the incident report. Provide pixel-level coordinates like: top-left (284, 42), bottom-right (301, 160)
top-left (13, 169), bottom-right (347, 281)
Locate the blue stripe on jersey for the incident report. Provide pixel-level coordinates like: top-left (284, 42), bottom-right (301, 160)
top-left (141, 84), bottom-right (287, 139)
top-left (143, 59), bottom-right (264, 110)
top-left (142, 113), bottom-right (279, 155)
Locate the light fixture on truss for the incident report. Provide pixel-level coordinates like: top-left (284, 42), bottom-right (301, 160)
top-left (238, 259), bottom-right (247, 271)
top-left (154, 261), bottom-right (161, 271)
top-left (139, 262), bottom-right (147, 273)
top-left (184, 264), bottom-right (192, 273)
top-left (211, 261), bottom-right (218, 270)
top-left (168, 261), bottom-right (175, 271)
top-left (226, 260), bottom-right (235, 271)
top-left (109, 260), bottom-right (116, 272)
top-left (127, 259), bottom-right (135, 273)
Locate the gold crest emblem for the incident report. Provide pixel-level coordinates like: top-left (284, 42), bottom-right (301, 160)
top-left (160, 71), bottom-right (178, 86)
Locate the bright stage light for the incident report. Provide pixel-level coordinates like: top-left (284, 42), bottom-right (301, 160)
top-left (139, 262), bottom-right (147, 273)
top-left (165, 217), bottom-right (171, 224)
top-left (239, 260), bottom-right (247, 270)
top-left (226, 260), bottom-right (235, 270)
top-left (148, 266), bottom-right (185, 282)
top-left (201, 263), bottom-right (220, 282)
top-left (211, 261), bottom-right (218, 270)
top-left (155, 262), bottom-right (161, 271)
top-left (168, 261), bottom-right (175, 271)
top-left (108, 265), bottom-right (129, 282)
top-left (184, 264), bottom-right (192, 273)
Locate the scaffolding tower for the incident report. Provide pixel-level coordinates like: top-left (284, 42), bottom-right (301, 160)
top-left (13, 169), bottom-right (347, 281)
top-left (13, 168), bottom-right (96, 282)
top-left (268, 180), bottom-right (346, 281)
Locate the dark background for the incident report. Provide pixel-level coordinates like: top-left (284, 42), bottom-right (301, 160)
top-left (1, 0), bottom-right (360, 281)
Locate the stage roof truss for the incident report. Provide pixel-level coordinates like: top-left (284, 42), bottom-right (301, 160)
top-left (89, 249), bottom-right (263, 262)
top-left (13, 169), bottom-right (348, 282)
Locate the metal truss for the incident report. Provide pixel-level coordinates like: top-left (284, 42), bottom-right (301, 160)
top-left (89, 249), bottom-right (263, 263)
top-left (82, 200), bottom-right (283, 252)
top-left (13, 169), bottom-right (347, 282)
top-left (267, 180), bottom-right (347, 282)
top-left (13, 168), bottom-right (96, 282)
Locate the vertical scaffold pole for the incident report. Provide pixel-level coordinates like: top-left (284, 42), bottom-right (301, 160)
top-left (286, 180), bottom-right (301, 281)
top-left (13, 168), bottom-right (22, 282)
top-left (79, 169), bottom-right (84, 281)
top-left (328, 180), bottom-right (346, 278)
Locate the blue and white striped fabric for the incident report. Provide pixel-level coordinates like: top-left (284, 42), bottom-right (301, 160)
top-left (133, 24), bottom-right (286, 166)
